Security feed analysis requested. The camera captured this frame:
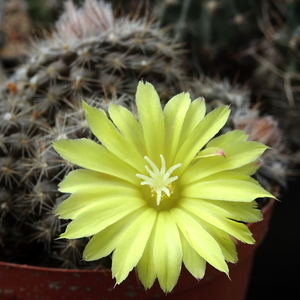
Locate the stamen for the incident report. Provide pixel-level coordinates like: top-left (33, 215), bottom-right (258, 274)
top-left (136, 155), bottom-right (181, 205)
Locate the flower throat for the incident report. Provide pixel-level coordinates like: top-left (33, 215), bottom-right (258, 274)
top-left (136, 154), bottom-right (181, 205)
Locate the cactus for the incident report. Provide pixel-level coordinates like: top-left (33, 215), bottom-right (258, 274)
top-left (0, 0), bottom-right (289, 269)
top-left (247, 0), bottom-right (300, 151)
top-left (152, 0), bottom-right (266, 77)
top-left (188, 77), bottom-right (290, 193)
top-left (0, 0), bottom-right (191, 268)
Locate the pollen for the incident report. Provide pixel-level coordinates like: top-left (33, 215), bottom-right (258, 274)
top-left (136, 155), bottom-right (181, 205)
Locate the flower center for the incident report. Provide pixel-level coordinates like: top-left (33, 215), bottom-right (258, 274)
top-left (136, 155), bottom-right (181, 205)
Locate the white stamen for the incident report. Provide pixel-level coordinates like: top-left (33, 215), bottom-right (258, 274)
top-left (136, 155), bottom-right (181, 205)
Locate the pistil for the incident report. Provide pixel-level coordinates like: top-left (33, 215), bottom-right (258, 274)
top-left (136, 155), bottom-right (181, 205)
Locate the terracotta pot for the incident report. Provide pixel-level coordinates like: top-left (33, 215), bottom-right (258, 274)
top-left (0, 200), bottom-right (274, 300)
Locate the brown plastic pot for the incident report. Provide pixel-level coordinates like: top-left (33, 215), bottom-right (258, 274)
top-left (0, 200), bottom-right (274, 300)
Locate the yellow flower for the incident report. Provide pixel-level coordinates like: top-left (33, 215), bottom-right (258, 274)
top-left (53, 81), bottom-right (275, 292)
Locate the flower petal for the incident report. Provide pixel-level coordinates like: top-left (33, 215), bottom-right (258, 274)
top-left (181, 141), bottom-right (268, 184)
top-left (58, 169), bottom-right (136, 193)
top-left (234, 160), bottom-right (261, 175)
top-left (108, 103), bottom-right (146, 155)
top-left (82, 101), bottom-right (145, 172)
top-left (179, 97), bottom-right (206, 147)
top-left (171, 208), bottom-right (229, 274)
top-left (153, 211), bottom-right (182, 293)
top-left (182, 178), bottom-right (274, 202)
top-left (217, 200), bottom-right (262, 223)
top-left (83, 209), bottom-right (144, 261)
top-left (112, 208), bottom-right (157, 284)
top-left (183, 198), bottom-right (262, 223)
top-left (136, 228), bottom-right (157, 290)
top-left (59, 197), bottom-right (145, 238)
top-left (179, 231), bottom-right (206, 279)
top-left (53, 139), bottom-right (140, 185)
top-left (181, 210), bottom-right (239, 263)
top-left (180, 198), bottom-right (256, 244)
top-left (175, 106), bottom-right (230, 171)
top-left (197, 170), bottom-right (261, 184)
top-left (136, 81), bottom-right (165, 164)
top-left (163, 92), bottom-right (191, 163)
top-left (56, 186), bottom-right (142, 219)
top-left (207, 130), bottom-right (249, 147)
top-left (202, 223), bottom-right (238, 263)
